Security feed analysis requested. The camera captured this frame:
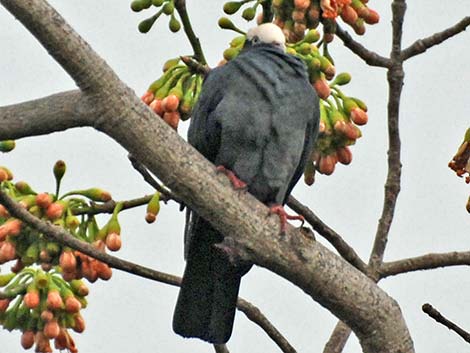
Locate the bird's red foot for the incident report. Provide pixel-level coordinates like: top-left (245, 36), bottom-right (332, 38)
top-left (269, 205), bottom-right (305, 233)
top-left (216, 166), bottom-right (247, 190)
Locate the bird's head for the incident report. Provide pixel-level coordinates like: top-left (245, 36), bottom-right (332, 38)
top-left (244, 23), bottom-right (286, 52)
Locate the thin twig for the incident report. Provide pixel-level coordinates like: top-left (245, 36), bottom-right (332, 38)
top-left (402, 16), bottom-right (470, 61)
top-left (422, 303), bottom-right (470, 344)
top-left (237, 298), bottom-right (297, 353)
top-left (335, 25), bottom-right (392, 68)
top-left (128, 153), bottom-right (183, 204)
top-left (380, 251), bottom-right (470, 278)
top-left (322, 321), bottom-right (352, 353)
top-left (214, 344), bottom-right (230, 353)
top-left (174, 0), bottom-right (207, 64)
top-left (368, 0), bottom-right (406, 271)
top-left (72, 195), bottom-right (152, 215)
top-left (0, 190), bottom-right (298, 353)
top-left (180, 55), bottom-right (210, 76)
top-left (287, 196), bottom-right (367, 273)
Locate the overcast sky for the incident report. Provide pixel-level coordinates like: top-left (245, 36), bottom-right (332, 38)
top-left (1, 1), bottom-right (470, 352)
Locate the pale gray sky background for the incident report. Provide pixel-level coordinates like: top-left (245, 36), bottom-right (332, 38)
top-left (1, 1), bottom-right (470, 352)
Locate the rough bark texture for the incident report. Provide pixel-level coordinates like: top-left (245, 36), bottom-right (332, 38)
top-left (0, 0), bottom-right (416, 352)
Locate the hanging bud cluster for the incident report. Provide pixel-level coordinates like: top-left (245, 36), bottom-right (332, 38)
top-left (0, 161), bottom-right (134, 352)
top-left (131, 0), bottom-right (181, 34)
top-left (448, 128), bottom-right (470, 213)
top-left (141, 58), bottom-right (204, 130)
top-left (0, 269), bottom-right (88, 353)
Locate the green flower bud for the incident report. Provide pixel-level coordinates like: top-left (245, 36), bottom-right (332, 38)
top-left (303, 29), bottom-right (320, 43)
top-left (219, 17), bottom-right (236, 30)
top-left (162, 1), bottom-right (174, 15)
top-left (169, 14), bottom-right (181, 32)
top-left (139, 16), bottom-right (158, 33)
top-left (230, 35), bottom-right (246, 48)
top-left (332, 72), bottom-right (352, 86)
top-left (131, 0), bottom-right (145, 12)
top-left (223, 1), bottom-right (243, 14)
top-left (0, 273), bottom-right (16, 287)
top-left (242, 7), bottom-right (256, 21)
top-left (152, 0), bottom-right (164, 6)
top-left (15, 181), bottom-right (36, 195)
top-left (53, 160), bottom-right (66, 185)
top-left (0, 140), bottom-right (15, 153)
top-left (162, 58), bottom-right (181, 72)
top-left (223, 47), bottom-right (240, 61)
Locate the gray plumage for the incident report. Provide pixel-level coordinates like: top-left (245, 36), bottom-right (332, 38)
top-left (173, 40), bottom-right (320, 344)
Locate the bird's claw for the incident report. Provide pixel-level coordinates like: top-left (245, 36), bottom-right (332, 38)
top-left (216, 166), bottom-right (247, 190)
top-left (268, 204), bottom-right (305, 233)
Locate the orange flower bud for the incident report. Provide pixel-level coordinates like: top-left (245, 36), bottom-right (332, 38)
top-left (145, 212), bottom-right (156, 224)
top-left (72, 314), bottom-right (86, 333)
top-left (0, 298), bottom-right (10, 312)
top-left (94, 261), bottom-right (112, 281)
top-left (337, 146), bottom-right (353, 165)
top-left (47, 290), bottom-right (64, 310)
top-left (65, 296), bottom-right (82, 313)
top-left (141, 91), bottom-right (155, 105)
top-left (350, 107), bottom-right (368, 125)
top-left (162, 94), bottom-right (179, 112)
top-left (0, 204), bottom-right (9, 218)
top-left (0, 169), bottom-right (9, 182)
top-left (0, 241), bottom-right (16, 261)
top-left (364, 8), bottom-right (379, 24)
top-left (24, 290), bottom-right (40, 309)
top-left (340, 5), bottom-right (358, 24)
top-left (41, 310), bottom-right (54, 322)
top-left (105, 232), bottom-right (122, 252)
top-left (295, 0), bottom-right (311, 10)
top-left (36, 331), bottom-right (53, 353)
top-left (149, 99), bottom-right (164, 116)
top-left (163, 111), bottom-right (180, 130)
top-left (44, 320), bottom-right (61, 339)
top-left (46, 202), bottom-right (64, 220)
top-left (313, 78), bottom-right (331, 99)
top-left (36, 193), bottom-right (53, 209)
top-left (318, 154), bottom-right (337, 175)
top-left (59, 251), bottom-right (77, 273)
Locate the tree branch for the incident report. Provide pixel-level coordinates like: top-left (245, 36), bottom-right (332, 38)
top-left (335, 25), bottom-right (392, 68)
top-left (0, 1), bottom-right (415, 351)
top-left (402, 16), bottom-right (470, 61)
top-left (174, 0), bottom-right (207, 65)
top-left (287, 196), bottom-right (367, 273)
top-left (380, 251), bottom-right (470, 278)
top-left (322, 321), bottom-right (352, 353)
top-left (422, 303), bottom-right (470, 344)
top-left (368, 0), bottom-right (405, 271)
top-left (0, 90), bottom-right (93, 140)
top-left (0, 189), bottom-right (297, 353)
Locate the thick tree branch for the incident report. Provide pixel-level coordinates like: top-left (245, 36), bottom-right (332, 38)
top-left (0, 190), bottom-right (296, 353)
top-left (0, 90), bottom-right (93, 140)
top-left (422, 303), bottom-right (470, 344)
top-left (287, 196), bottom-right (367, 273)
top-left (0, 1), bottom-right (415, 351)
top-left (380, 251), bottom-right (470, 278)
top-left (335, 25), bottom-right (392, 68)
top-left (402, 17), bottom-right (470, 61)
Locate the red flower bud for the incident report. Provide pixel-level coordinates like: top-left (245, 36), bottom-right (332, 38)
top-left (41, 310), bottom-right (54, 322)
top-left (337, 146), bottom-right (353, 165)
top-left (21, 330), bottom-right (35, 350)
top-left (149, 99), bottom-right (164, 116)
top-left (0, 298), bottom-right (10, 312)
top-left (163, 111), bottom-right (180, 130)
top-left (0, 241), bottom-right (16, 261)
top-left (141, 91), bottom-right (154, 105)
top-left (318, 154), bottom-right (337, 175)
top-left (72, 314), bottom-right (86, 333)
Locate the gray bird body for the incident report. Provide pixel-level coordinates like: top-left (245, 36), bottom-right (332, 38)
top-left (173, 43), bottom-right (319, 344)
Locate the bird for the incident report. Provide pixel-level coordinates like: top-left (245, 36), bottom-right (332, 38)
top-left (172, 23), bottom-right (320, 344)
